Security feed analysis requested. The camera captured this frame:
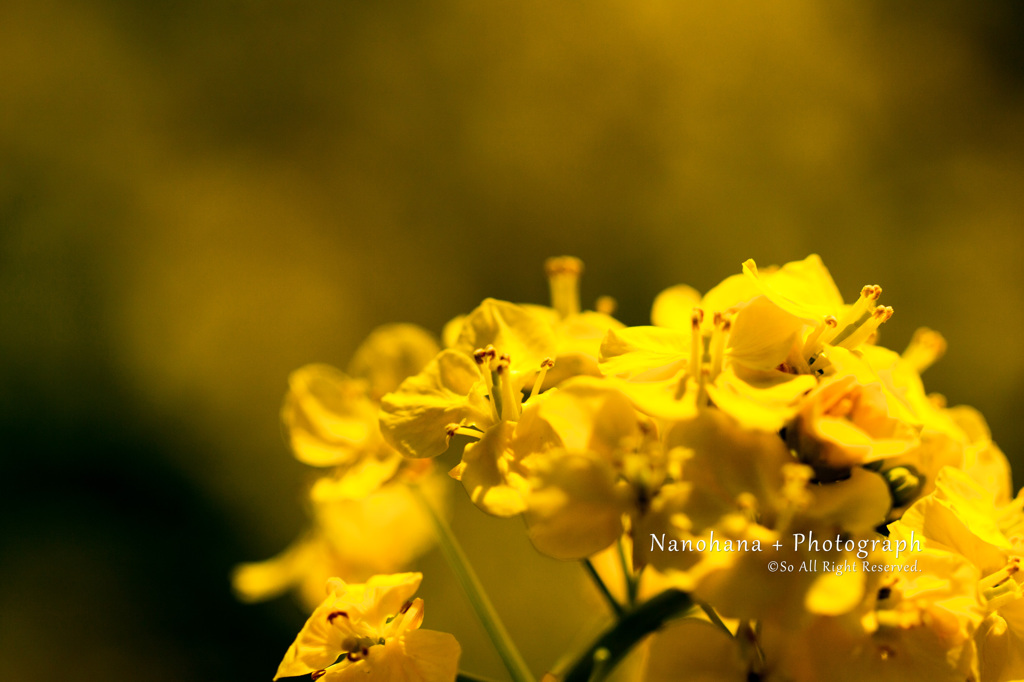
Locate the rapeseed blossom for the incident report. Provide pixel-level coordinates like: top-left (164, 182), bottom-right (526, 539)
top-left (237, 255), bottom-right (1022, 682)
top-left (274, 573), bottom-right (460, 682)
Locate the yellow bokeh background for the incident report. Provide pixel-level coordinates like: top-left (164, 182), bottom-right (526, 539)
top-left (2, 1), bottom-right (1023, 680)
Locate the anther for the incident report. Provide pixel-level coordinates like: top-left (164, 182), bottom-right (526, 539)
top-left (312, 670), bottom-right (327, 680)
top-left (327, 610), bottom-right (349, 624)
top-left (493, 353), bottom-right (511, 373)
top-left (901, 327), bottom-right (947, 374)
top-left (473, 346), bottom-right (496, 365)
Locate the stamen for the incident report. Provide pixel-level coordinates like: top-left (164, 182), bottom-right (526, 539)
top-left (981, 558), bottom-right (1023, 607)
top-left (674, 308), bottom-right (704, 400)
top-left (446, 423), bottom-right (483, 440)
top-left (689, 308), bottom-right (704, 373)
top-left (526, 357), bottom-right (555, 405)
top-left (802, 315), bottom-right (837, 361)
top-left (495, 354), bottom-right (520, 421)
top-left (595, 295), bottom-right (617, 316)
top-left (837, 305), bottom-right (893, 349)
top-left (545, 256), bottom-right (584, 319)
top-left (709, 312), bottom-right (731, 381)
top-left (327, 610), bottom-right (349, 624)
top-left (901, 327), bottom-right (947, 374)
top-left (312, 670), bottom-right (327, 680)
top-left (820, 285), bottom-right (882, 346)
top-left (473, 345), bottom-right (501, 422)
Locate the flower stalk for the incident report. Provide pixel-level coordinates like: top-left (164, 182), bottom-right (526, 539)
top-left (411, 484), bottom-right (536, 682)
top-left (560, 589), bottom-right (693, 682)
top-left (583, 559), bottom-right (626, 619)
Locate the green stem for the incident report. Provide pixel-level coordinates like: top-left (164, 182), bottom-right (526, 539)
top-left (561, 589), bottom-right (693, 682)
top-left (616, 538), bottom-right (638, 607)
top-left (583, 559), bottom-right (625, 619)
top-left (411, 485), bottom-right (536, 682)
top-left (457, 673), bottom-right (504, 682)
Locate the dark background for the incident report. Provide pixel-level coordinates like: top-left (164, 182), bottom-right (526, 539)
top-left (2, 1), bottom-right (1023, 679)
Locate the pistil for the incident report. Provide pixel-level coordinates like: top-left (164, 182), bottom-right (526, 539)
top-left (546, 256), bottom-right (584, 319)
top-left (494, 354), bottom-right (521, 422)
top-left (474, 345), bottom-right (501, 422)
top-left (901, 328), bottom-right (947, 374)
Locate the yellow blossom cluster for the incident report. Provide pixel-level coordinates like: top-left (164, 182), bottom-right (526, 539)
top-left (238, 255), bottom-right (1022, 682)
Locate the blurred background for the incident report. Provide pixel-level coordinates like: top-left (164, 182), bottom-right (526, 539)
top-left (2, 0), bottom-right (1023, 679)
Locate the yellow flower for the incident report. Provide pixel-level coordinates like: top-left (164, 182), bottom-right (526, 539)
top-left (381, 296), bottom-right (574, 516)
top-left (523, 377), bottom-right (655, 558)
top-left (274, 573), bottom-right (460, 682)
top-left (283, 363), bottom-right (388, 468)
top-left (890, 467), bottom-right (1024, 681)
top-left (235, 325), bottom-right (447, 606)
top-left (233, 436), bottom-right (450, 609)
top-left (348, 324), bottom-right (443, 401)
top-left (380, 299), bottom-right (557, 460)
top-left (447, 400), bottom-right (561, 517)
top-left (599, 259), bottom-right (843, 429)
top-left (285, 324), bottom-right (440, 468)
top-left (787, 371), bottom-right (918, 475)
top-left (380, 260), bottom-right (625, 517)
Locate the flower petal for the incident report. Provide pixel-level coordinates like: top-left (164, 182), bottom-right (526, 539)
top-left (598, 326), bottom-right (690, 381)
top-left (348, 324), bottom-right (440, 400)
top-left (380, 350), bottom-right (492, 458)
top-left (526, 451), bottom-right (631, 560)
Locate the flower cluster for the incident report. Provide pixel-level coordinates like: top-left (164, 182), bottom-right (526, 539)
top-left (240, 255), bottom-right (1022, 682)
